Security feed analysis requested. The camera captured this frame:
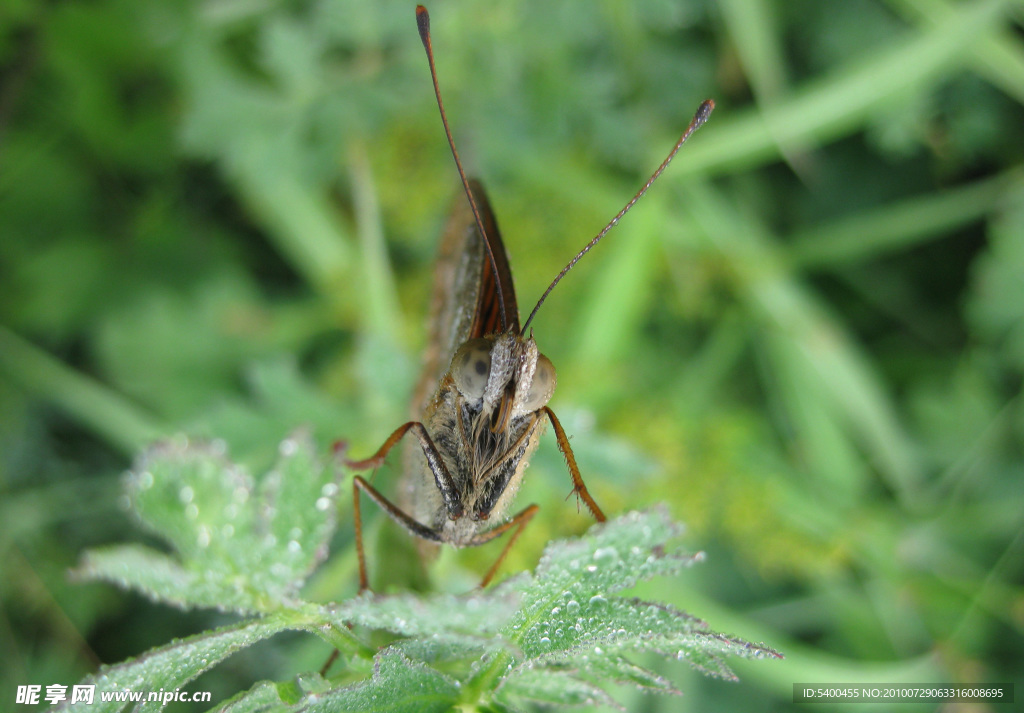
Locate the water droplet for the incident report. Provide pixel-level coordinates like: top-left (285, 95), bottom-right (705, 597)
top-left (321, 482), bottom-right (339, 497)
top-left (233, 486), bottom-right (249, 503)
top-left (566, 599), bottom-right (580, 614)
top-left (289, 527), bottom-right (303, 539)
top-left (550, 606), bottom-right (560, 616)
top-left (288, 540), bottom-right (302, 553)
top-left (179, 486), bottom-right (195, 504)
top-left (137, 471), bottom-right (154, 489)
top-left (197, 526), bottom-right (211, 548)
top-left (279, 438), bottom-right (298, 456)
top-left (585, 564), bottom-right (597, 572)
top-left (539, 636), bottom-right (550, 646)
top-left (185, 503), bottom-right (199, 520)
top-left (315, 496), bottom-right (331, 511)
top-left (589, 594), bottom-right (606, 606)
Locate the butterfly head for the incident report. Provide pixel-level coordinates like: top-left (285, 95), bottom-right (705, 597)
top-left (450, 333), bottom-right (556, 432)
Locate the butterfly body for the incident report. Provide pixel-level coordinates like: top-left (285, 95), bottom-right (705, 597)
top-left (412, 330), bottom-right (547, 546)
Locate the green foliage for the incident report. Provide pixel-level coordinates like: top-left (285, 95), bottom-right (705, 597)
top-left (64, 439), bottom-right (776, 711)
top-left (78, 433), bottom-right (342, 613)
top-left (3, 0), bottom-right (1024, 710)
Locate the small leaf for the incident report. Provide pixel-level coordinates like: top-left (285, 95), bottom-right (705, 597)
top-left (308, 649), bottom-right (460, 713)
top-left (55, 614), bottom-right (301, 713)
top-left (497, 667), bottom-right (622, 711)
top-left (78, 432), bottom-right (343, 613)
top-left (580, 654), bottom-right (681, 694)
top-left (219, 674), bottom-right (332, 713)
top-left (531, 507), bottom-right (694, 597)
top-left (75, 544), bottom-right (210, 610)
top-left (483, 508), bottom-right (781, 705)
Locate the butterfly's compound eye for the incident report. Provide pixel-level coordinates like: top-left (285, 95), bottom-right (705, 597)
top-left (452, 338), bottom-right (493, 403)
top-left (521, 353), bottom-right (556, 412)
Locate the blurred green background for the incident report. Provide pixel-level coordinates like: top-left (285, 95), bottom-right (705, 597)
top-left (2, 0), bottom-right (1023, 710)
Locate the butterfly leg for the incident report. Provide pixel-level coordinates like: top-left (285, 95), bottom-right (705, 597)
top-left (544, 406), bottom-right (606, 522)
top-left (352, 475), bottom-right (443, 592)
top-left (346, 421), bottom-right (463, 517)
top-left (468, 504), bottom-right (540, 588)
top-left (348, 422), bottom-right (461, 591)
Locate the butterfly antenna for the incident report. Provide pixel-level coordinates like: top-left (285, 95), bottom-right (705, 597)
top-left (417, 5), bottom-right (508, 331)
top-left (521, 99), bottom-right (714, 335)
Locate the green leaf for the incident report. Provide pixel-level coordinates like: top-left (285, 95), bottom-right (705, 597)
top-left (318, 509), bottom-right (779, 710)
top-left (481, 509), bottom-right (781, 707)
top-left (309, 650), bottom-right (460, 713)
top-left (219, 674), bottom-right (333, 713)
top-left (75, 445), bottom-right (779, 710)
top-left (76, 433), bottom-right (343, 613)
top-left (54, 614), bottom-right (301, 713)
top-left (327, 588), bottom-right (521, 638)
top-left (496, 667), bottom-right (621, 710)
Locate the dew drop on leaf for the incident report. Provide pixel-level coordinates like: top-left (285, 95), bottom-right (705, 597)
top-left (179, 486), bottom-right (195, 504)
top-left (279, 438), bottom-right (298, 456)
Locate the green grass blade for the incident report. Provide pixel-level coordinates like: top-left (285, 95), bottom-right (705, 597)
top-left (673, 0), bottom-right (1016, 177)
top-left (788, 170), bottom-right (1022, 268)
top-left (0, 326), bottom-right (164, 453)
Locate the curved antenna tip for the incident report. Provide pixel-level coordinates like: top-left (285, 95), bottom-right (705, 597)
top-left (416, 6), bottom-right (429, 39)
top-left (696, 99), bottom-right (715, 125)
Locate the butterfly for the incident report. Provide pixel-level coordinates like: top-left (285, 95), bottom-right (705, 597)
top-left (344, 5), bottom-right (713, 592)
